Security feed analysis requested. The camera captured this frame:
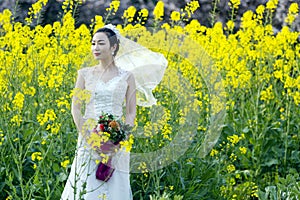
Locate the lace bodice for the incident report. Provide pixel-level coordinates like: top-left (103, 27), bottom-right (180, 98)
top-left (78, 66), bottom-right (130, 121)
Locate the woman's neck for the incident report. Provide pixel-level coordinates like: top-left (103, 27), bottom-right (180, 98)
top-left (98, 59), bottom-right (117, 71)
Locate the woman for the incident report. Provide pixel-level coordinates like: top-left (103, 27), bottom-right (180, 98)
top-left (61, 26), bottom-right (136, 200)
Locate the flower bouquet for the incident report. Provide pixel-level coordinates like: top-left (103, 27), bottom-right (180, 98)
top-left (87, 112), bottom-right (132, 182)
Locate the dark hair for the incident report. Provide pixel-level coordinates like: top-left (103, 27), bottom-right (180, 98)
top-left (94, 28), bottom-right (120, 56)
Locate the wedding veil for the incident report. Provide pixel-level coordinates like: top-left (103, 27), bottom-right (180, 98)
top-left (104, 24), bottom-right (168, 107)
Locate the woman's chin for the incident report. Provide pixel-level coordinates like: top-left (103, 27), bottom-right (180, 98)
top-left (93, 56), bottom-right (102, 60)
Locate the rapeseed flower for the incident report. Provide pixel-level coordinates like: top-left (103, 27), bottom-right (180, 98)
top-left (210, 149), bottom-right (218, 157)
top-left (266, 0), bottom-right (278, 11)
top-left (123, 6), bottom-right (136, 22)
top-left (227, 164), bottom-right (236, 173)
top-left (239, 147), bottom-right (247, 154)
top-left (139, 8), bottom-right (148, 18)
top-left (260, 85), bottom-right (274, 102)
top-left (10, 115), bottom-right (22, 126)
top-left (226, 20), bottom-right (235, 31)
top-left (183, 0), bottom-right (200, 18)
top-left (285, 3), bottom-right (299, 25)
top-left (31, 152), bottom-right (42, 161)
top-left (37, 109), bottom-right (57, 126)
top-left (153, 1), bottom-right (164, 21)
top-left (0, 133), bottom-right (4, 146)
top-left (12, 92), bottom-right (25, 111)
top-left (227, 135), bottom-right (240, 146)
top-left (61, 159), bottom-right (70, 168)
top-left (119, 134), bottom-right (134, 152)
top-left (229, 0), bottom-right (240, 9)
top-left (170, 11), bottom-right (180, 22)
top-left (293, 91), bottom-right (300, 105)
top-left (106, 0), bottom-right (120, 13)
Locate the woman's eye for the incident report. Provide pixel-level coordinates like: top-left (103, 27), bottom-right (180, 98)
top-left (92, 42), bottom-right (95, 45)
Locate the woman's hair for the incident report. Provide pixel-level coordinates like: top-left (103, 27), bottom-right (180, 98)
top-left (94, 28), bottom-right (120, 57)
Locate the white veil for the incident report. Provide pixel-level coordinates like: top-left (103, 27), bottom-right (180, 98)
top-left (104, 24), bottom-right (168, 107)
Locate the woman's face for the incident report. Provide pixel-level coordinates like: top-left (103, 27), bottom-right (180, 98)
top-left (91, 32), bottom-right (115, 60)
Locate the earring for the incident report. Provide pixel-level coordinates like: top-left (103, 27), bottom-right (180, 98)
top-left (111, 51), bottom-right (114, 56)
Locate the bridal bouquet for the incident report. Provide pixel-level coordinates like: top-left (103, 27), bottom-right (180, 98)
top-left (87, 112), bottom-right (132, 152)
top-left (87, 112), bottom-right (132, 182)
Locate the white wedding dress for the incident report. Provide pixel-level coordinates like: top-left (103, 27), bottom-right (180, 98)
top-left (61, 66), bottom-right (132, 200)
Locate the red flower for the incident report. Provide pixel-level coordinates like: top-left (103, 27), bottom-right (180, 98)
top-left (99, 124), bottom-right (105, 131)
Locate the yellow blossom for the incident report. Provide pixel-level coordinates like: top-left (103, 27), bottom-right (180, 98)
top-left (0, 133), bottom-right (4, 146)
top-left (61, 159), bottom-right (70, 168)
top-left (10, 115), bottom-right (22, 126)
top-left (123, 6), bottom-right (136, 22)
top-left (226, 20), bottom-right (235, 31)
top-left (137, 162), bottom-right (148, 173)
top-left (288, 2), bottom-right (299, 14)
top-left (71, 88), bottom-right (91, 104)
top-left (139, 8), bottom-right (148, 18)
top-left (170, 11), bottom-right (181, 21)
top-left (210, 149), bottom-right (218, 157)
top-left (12, 92), bottom-right (25, 111)
top-left (5, 195), bottom-right (12, 200)
top-left (266, 0), bottom-right (278, 11)
top-left (37, 109), bottom-right (57, 126)
top-left (230, 153), bottom-right (237, 161)
top-left (293, 91), bottom-right (300, 105)
top-left (227, 134), bottom-right (240, 145)
top-left (153, 1), bottom-right (164, 21)
top-left (107, 0), bottom-right (120, 13)
top-left (229, 0), bottom-right (241, 9)
top-left (239, 147), bottom-right (247, 154)
top-left (184, 0), bottom-right (200, 18)
top-left (93, 15), bottom-right (104, 32)
top-left (227, 164), bottom-right (236, 173)
top-left (51, 123), bottom-right (61, 135)
top-left (256, 5), bottom-right (265, 17)
top-left (260, 85), bottom-right (274, 101)
top-left (285, 3), bottom-right (299, 25)
top-left (120, 134), bottom-right (134, 152)
top-left (31, 152), bottom-right (42, 161)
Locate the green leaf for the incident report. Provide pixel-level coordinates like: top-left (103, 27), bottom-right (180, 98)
top-left (262, 159), bottom-right (279, 167)
top-left (57, 172), bottom-right (68, 182)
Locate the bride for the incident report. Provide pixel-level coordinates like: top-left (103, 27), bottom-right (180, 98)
top-left (61, 24), bottom-right (167, 200)
top-left (61, 25), bottom-right (135, 200)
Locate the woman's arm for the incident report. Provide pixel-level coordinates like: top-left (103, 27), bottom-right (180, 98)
top-left (71, 70), bottom-right (85, 132)
top-left (125, 72), bottom-right (136, 127)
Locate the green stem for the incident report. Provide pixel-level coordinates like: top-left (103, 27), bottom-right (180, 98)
top-left (253, 62), bottom-right (263, 177)
top-left (73, 3), bottom-right (78, 19)
top-left (283, 94), bottom-right (291, 170)
top-left (104, 10), bottom-right (112, 24)
top-left (210, 0), bottom-right (219, 26)
top-left (230, 7), bottom-right (235, 21)
top-left (12, 0), bottom-right (19, 22)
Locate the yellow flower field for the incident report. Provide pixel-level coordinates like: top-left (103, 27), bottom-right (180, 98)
top-left (0, 0), bottom-right (299, 199)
